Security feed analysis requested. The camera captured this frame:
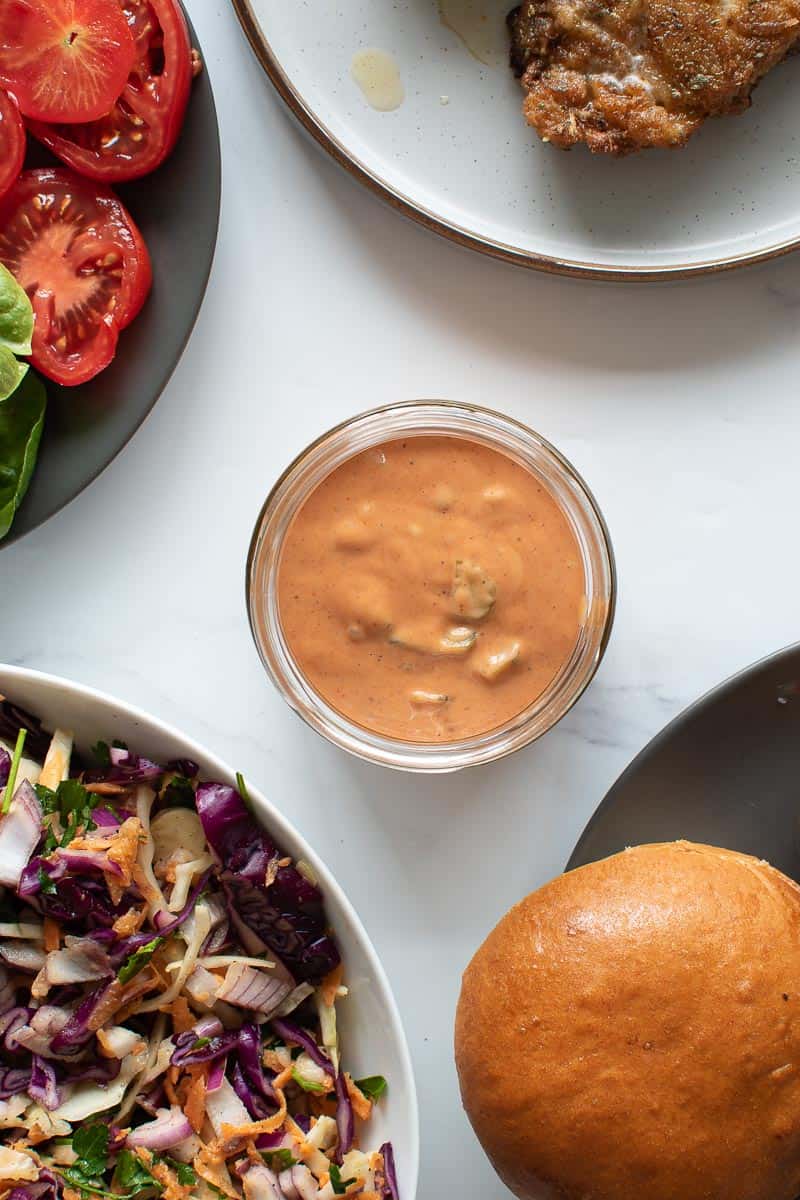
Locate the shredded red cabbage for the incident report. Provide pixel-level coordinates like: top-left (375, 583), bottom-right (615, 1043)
top-left (380, 1142), bottom-right (400, 1200)
top-left (271, 1018), bottom-right (333, 1074)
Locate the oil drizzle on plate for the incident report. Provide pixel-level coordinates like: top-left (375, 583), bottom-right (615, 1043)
top-left (350, 49), bottom-right (405, 111)
top-left (438, 0), bottom-right (509, 68)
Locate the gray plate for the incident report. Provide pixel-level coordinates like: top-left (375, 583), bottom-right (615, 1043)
top-left (3, 10), bottom-right (221, 547)
top-left (568, 642), bottom-right (800, 877)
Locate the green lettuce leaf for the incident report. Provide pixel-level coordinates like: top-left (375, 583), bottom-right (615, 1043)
top-left (0, 371), bottom-right (46, 540)
top-left (0, 347), bottom-right (27, 403)
top-left (0, 263), bottom-right (33, 357)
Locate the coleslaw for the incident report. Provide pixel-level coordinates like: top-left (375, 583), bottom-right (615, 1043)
top-left (0, 697), bottom-right (399, 1200)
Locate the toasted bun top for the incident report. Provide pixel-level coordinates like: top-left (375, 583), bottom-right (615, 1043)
top-left (455, 841), bottom-right (800, 1200)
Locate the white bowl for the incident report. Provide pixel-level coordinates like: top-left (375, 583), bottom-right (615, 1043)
top-left (0, 664), bottom-right (419, 1198)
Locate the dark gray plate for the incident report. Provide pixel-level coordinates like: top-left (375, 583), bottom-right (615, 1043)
top-left (568, 642), bottom-right (800, 878)
top-left (3, 10), bottom-right (220, 547)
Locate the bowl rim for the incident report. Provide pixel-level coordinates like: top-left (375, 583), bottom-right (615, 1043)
top-left (230, 0), bottom-right (797, 283)
top-left (0, 663), bottom-right (421, 1198)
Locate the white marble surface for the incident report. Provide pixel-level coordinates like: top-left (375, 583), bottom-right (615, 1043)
top-left (3, 2), bottom-right (800, 1195)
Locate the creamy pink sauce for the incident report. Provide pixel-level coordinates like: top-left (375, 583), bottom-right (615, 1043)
top-left (277, 436), bottom-right (586, 743)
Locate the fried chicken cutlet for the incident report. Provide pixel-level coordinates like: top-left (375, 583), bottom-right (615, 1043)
top-left (508, 0), bottom-right (800, 153)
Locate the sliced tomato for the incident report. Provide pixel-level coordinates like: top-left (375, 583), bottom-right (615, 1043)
top-left (27, 0), bottom-right (192, 183)
top-left (0, 168), bottom-right (152, 387)
top-left (0, 90), bottom-right (25, 201)
top-left (0, 0), bottom-right (136, 124)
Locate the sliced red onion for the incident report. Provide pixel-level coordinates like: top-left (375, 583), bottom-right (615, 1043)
top-left (379, 1143), bottom-right (400, 1200)
top-left (271, 1018), bottom-right (332, 1074)
top-left (0, 781), bottom-right (42, 889)
top-left (206, 1055), bottom-right (227, 1093)
top-left (217, 963), bottom-right (294, 1014)
top-left (126, 1106), bottom-right (193, 1151)
top-left (287, 1166), bottom-right (318, 1200)
top-left (0, 748), bottom-right (9, 789)
top-left (0, 942), bottom-right (46, 972)
top-left (335, 1071), bottom-right (354, 1162)
top-left (240, 1163), bottom-right (281, 1200)
top-left (0, 1007), bottom-right (31, 1051)
top-left (29, 1055), bottom-right (61, 1110)
top-left (277, 1169), bottom-right (300, 1200)
top-left (193, 1014), bottom-right (224, 1040)
top-left (0, 1067), bottom-right (30, 1099)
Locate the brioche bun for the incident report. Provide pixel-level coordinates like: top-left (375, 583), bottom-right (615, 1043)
top-left (455, 841), bottom-right (800, 1200)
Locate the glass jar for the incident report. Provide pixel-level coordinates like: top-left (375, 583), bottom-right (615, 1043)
top-left (247, 401), bottom-right (616, 772)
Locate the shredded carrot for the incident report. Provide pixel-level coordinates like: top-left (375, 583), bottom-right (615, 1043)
top-left (320, 962), bottom-right (344, 1007)
top-left (345, 1073), bottom-right (373, 1122)
top-left (42, 918), bottom-right (60, 953)
top-left (148, 1158), bottom-right (193, 1200)
top-left (272, 1065), bottom-right (293, 1090)
top-left (218, 1087), bottom-right (288, 1145)
top-left (168, 995), bottom-right (195, 1035)
top-left (112, 907), bottom-right (146, 936)
top-left (107, 817), bottom-right (144, 886)
top-left (82, 781), bottom-right (127, 795)
top-left (195, 1147), bottom-right (239, 1197)
top-left (184, 1067), bottom-right (207, 1133)
top-left (309, 1094), bottom-right (337, 1118)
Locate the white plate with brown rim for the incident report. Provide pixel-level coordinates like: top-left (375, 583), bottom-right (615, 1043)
top-left (232, 0), bottom-right (800, 280)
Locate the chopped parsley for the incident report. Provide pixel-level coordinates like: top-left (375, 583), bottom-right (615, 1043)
top-left (36, 777), bottom-right (98, 849)
top-left (163, 1158), bottom-right (196, 1187)
top-left (37, 865), bottom-right (57, 894)
top-left (113, 1149), bottom-right (158, 1194)
top-left (60, 1135), bottom-right (193, 1199)
top-left (355, 1075), bottom-right (388, 1102)
top-left (162, 773), bottom-right (195, 808)
top-left (118, 936), bottom-right (162, 985)
top-left (291, 1065), bottom-right (326, 1093)
top-left (60, 1123), bottom-right (112, 1197)
top-left (330, 1164), bottom-right (356, 1195)
top-left (261, 1149), bottom-right (296, 1172)
top-left (91, 738), bottom-right (128, 768)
